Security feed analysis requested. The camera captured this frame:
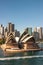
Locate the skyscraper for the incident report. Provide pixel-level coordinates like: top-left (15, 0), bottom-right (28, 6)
top-left (8, 23), bottom-right (14, 33)
top-left (0, 24), bottom-right (4, 35)
top-left (42, 27), bottom-right (43, 38)
top-left (25, 27), bottom-right (32, 35)
top-left (33, 27), bottom-right (39, 41)
top-left (32, 32), bottom-right (39, 41)
top-left (4, 27), bottom-right (8, 38)
top-left (34, 27), bottom-right (37, 32)
top-left (15, 30), bottom-right (20, 37)
top-left (37, 27), bottom-right (42, 39)
top-left (0, 24), bottom-right (4, 39)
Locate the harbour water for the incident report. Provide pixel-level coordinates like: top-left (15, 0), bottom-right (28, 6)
top-left (0, 43), bottom-right (43, 65)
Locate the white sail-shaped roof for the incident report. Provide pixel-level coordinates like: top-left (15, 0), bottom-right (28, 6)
top-left (22, 36), bottom-right (33, 43)
top-left (21, 33), bottom-right (29, 41)
top-left (5, 32), bottom-right (16, 44)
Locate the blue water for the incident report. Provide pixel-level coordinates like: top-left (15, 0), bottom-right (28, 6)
top-left (0, 43), bottom-right (43, 65)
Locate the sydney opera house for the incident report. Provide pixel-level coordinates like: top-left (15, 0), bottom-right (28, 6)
top-left (1, 29), bottom-right (40, 56)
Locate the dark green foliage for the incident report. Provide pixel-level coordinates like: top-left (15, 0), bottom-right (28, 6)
top-left (0, 39), bottom-right (5, 44)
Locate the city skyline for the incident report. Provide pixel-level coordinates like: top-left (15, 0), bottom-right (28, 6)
top-left (0, 22), bottom-right (43, 33)
top-left (0, 0), bottom-right (43, 33)
top-left (0, 22), bottom-right (43, 41)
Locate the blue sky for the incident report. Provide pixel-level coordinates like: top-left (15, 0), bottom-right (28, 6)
top-left (0, 0), bottom-right (43, 33)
